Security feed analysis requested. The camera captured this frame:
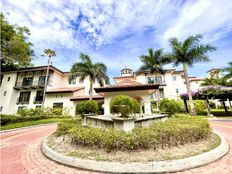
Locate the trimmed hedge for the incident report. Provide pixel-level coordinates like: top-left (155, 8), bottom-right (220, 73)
top-left (159, 98), bottom-right (182, 114)
top-left (110, 95), bottom-right (140, 117)
top-left (56, 114), bottom-right (211, 152)
top-left (0, 114), bottom-right (70, 126)
top-left (76, 100), bottom-right (99, 115)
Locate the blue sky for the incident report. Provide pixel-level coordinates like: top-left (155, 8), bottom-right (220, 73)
top-left (1, 0), bottom-right (232, 80)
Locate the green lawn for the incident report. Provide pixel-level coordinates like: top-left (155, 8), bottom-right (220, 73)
top-left (0, 118), bottom-right (70, 131)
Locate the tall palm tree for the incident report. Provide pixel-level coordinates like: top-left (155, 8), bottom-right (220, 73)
top-left (41, 48), bottom-right (56, 107)
top-left (71, 53), bottom-right (109, 100)
top-left (138, 48), bottom-right (170, 105)
top-left (223, 61), bottom-right (232, 80)
top-left (168, 34), bottom-right (216, 115)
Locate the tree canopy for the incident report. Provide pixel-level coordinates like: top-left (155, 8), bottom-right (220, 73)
top-left (138, 48), bottom-right (170, 74)
top-left (1, 13), bottom-right (34, 70)
top-left (70, 53), bottom-right (109, 100)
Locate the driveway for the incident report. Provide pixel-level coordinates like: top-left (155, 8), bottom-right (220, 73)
top-left (0, 119), bottom-right (231, 174)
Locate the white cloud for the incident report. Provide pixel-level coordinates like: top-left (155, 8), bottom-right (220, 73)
top-left (1, 0), bottom-right (232, 76)
top-left (163, 0), bottom-right (232, 43)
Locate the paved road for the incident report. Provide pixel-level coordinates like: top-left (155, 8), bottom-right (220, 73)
top-left (0, 120), bottom-right (231, 174)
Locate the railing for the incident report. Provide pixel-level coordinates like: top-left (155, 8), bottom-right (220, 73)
top-left (14, 80), bottom-right (52, 88)
top-left (147, 80), bottom-right (165, 85)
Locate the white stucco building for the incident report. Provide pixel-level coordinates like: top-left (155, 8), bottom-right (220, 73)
top-left (0, 65), bottom-right (206, 116)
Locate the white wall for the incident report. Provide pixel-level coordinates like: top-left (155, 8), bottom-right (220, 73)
top-left (0, 73), bottom-right (17, 114)
top-left (44, 93), bottom-right (75, 115)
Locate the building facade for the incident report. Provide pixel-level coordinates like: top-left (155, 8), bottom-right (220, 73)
top-left (0, 65), bottom-right (206, 116)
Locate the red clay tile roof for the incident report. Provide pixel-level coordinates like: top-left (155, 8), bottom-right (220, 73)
top-left (113, 76), bottom-right (135, 79)
top-left (94, 79), bottom-right (159, 92)
top-left (70, 95), bottom-right (104, 101)
top-left (2, 65), bottom-right (64, 74)
top-left (46, 87), bottom-right (84, 93)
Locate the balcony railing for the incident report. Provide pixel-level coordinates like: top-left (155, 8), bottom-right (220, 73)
top-left (147, 80), bottom-right (165, 85)
top-left (14, 80), bottom-right (51, 89)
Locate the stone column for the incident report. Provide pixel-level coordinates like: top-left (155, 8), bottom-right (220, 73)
top-left (143, 96), bottom-right (151, 114)
top-left (104, 96), bottom-right (111, 115)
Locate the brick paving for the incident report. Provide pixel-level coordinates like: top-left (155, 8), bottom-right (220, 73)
top-left (0, 120), bottom-right (231, 174)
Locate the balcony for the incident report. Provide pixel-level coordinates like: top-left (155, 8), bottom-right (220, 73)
top-left (14, 80), bottom-right (48, 90)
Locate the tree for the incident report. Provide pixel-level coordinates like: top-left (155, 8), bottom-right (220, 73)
top-left (168, 34), bottom-right (216, 115)
top-left (1, 13), bottom-right (34, 70)
top-left (70, 53), bottom-right (109, 100)
top-left (138, 48), bottom-right (170, 106)
top-left (41, 49), bottom-right (56, 108)
top-left (222, 61), bottom-right (232, 80)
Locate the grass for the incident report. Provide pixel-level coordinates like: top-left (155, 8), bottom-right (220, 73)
top-left (0, 118), bottom-right (69, 131)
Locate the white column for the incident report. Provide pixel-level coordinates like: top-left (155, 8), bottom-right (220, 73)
top-left (104, 96), bottom-right (111, 115)
top-left (143, 96), bottom-right (151, 114)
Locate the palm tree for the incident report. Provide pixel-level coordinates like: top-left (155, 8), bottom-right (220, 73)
top-left (138, 48), bottom-right (171, 106)
top-left (41, 49), bottom-right (56, 107)
top-left (71, 53), bottom-right (109, 100)
top-left (168, 34), bottom-right (216, 115)
top-left (223, 61), bottom-right (232, 80)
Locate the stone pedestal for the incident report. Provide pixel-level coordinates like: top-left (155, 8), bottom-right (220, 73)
top-left (112, 117), bottom-right (135, 132)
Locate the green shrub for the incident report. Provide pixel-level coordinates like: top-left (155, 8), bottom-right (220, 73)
top-left (110, 95), bottom-right (134, 117)
top-left (56, 114), bottom-right (211, 152)
top-left (0, 113), bottom-right (70, 126)
top-left (76, 100), bottom-right (99, 115)
top-left (193, 100), bottom-right (206, 114)
top-left (159, 98), bottom-right (181, 114)
top-left (132, 99), bottom-right (140, 113)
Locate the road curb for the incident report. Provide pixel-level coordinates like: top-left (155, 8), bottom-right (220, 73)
top-left (0, 123), bottom-right (57, 134)
top-left (41, 132), bottom-right (229, 173)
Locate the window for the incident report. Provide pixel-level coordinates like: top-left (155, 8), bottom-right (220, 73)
top-left (53, 102), bottom-right (63, 108)
top-left (68, 77), bottom-right (76, 84)
top-left (173, 76), bottom-right (177, 81)
top-left (0, 75), bottom-right (3, 86)
top-left (155, 76), bottom-right (162, 84)
top-left (176, 89), bottom-right (179, 93)
top-left (147, 77), bottom-right (154, 84)
top-left (3, 91), bottom-right (7, 96)
top-left (7, 77), bottom-right (11, 81)
top-left (53, 102), bottom-right (63, 115)
top-left (22, 77), bottom-right (33, 86)
top-left (38, 76), bottom-right (46, 86)
top-left (0, 107), bottom-right (3, 112)
top-left (160, 89), bottom-right (164, 98)
top-left (35, 91), bottom-right (43, 102)
top-left (17, 106), bottom-right (26, 113)
top-left (18, 91), bottom-right (31, 104)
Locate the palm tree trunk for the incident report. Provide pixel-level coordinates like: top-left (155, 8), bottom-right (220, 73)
top-left (89, 79), bottom-right (93, 100)
top-left (183, 63), bottom-right (196, 115)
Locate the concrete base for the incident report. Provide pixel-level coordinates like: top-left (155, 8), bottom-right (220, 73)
top-left (82, 114), bottom-right (168, 132)
top-left (112, 117), bottom-right (135, 132)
